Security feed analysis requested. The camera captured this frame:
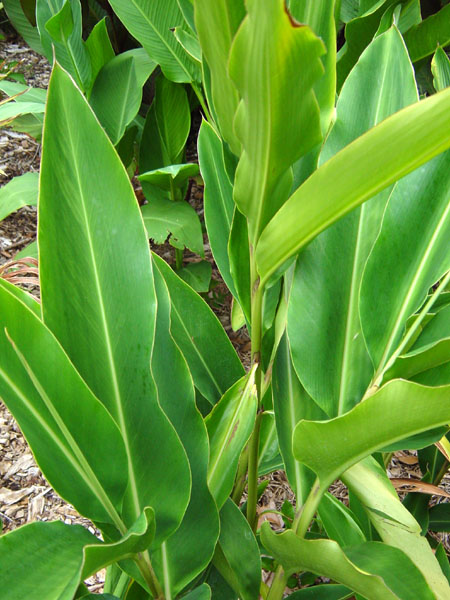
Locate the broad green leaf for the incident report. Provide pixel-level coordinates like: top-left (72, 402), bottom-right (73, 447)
top-left (139, 163), bottom-right (199, 190)
top-left (151, 268), bottom-right (219, 597)
top-left (141, 196), bottom-right (204, 256)
top-left (289, 0), bottom-right (337, 134)
top-left (375, 0), bottom-right (421, 37)
top-left (318, 492), bottom-right (366, 547)
top-left (0, 283), bottom-right (128, 526)
top-left (287, 585), bottom-right (353, 599)
top-left (293, 380), bottom-right (450, 489)
top-left (0, 100), bottom-right (45, 122)
top-left (108, 0), bottom-right (200, 83)
top-left (336, 0), bottom-right (400, 89)
top-left (85, 18), bottom-right (115, 92)
top-left (205, 368), bottom-right (258, 508)
top-left (258, 411), bottom-right (283, 476)
top-left (9, 113), bottom-right (45, 140)
top-left (343, 457), bottom-right (450, 599)
top-left (0, 277), bottom-right (40, 317)
top-left (140, 75), bottom-right (191, 172)
top-left (173, 27), bottom-right (201, 63)
top-left (287, 26), bottom-right (417, 416)
top-left (178, 0), bottom-right (196, 32)
top-left (404, 4), bottom-right (450, 63)
top-left (0, 509), bottom-right (155, 600)
top-left (412, 361), bottom-right (450, 386)
top-left (198, 120), bottom-right (237, 298)
top-left (429, 503), bottom-right (450, 533)
top-left (436, 544), bottom-right (450, 585)
top-left (228, 207), bottom-right (251, 323)
top-left (0, 172), bottom-right (38, 220)
top-left (229, 0), bottom-right (325, 242)
top-left (182, 584), bottom-right (211, 600)
top-left (194, 0), bottom-right (245, 155)
top-left (15, 239), bottom-right (38, 260)
top-left (90, 53), bottom-right (155, 144)
top-left (3, 0), bottom-right (43, 53)
top-left (272, 333), bottom-right (323, 503)
top-left (261, 525), bottom-right (399, 600)
top-left (213, 499), bottom-right (261, 600)
top-left (177, 261), bottom-right (212, 293)
top-left (0, 80), bottom-right (47, 103)
top-left (360, 150), bottom-right (450, 375)
top-left (256, 85), bottom-right (450, 284)
top-left (152, 253), bottom-right (244, 404)
top-left (36, 0), bottom-right (91, 91)
top-left (432, 47), bottom-right (450, 92)
top-left (38, 64), bottom-right (190, 543)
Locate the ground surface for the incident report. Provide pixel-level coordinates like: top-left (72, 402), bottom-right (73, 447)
top-left (1, 33), bottom-right (450, 597)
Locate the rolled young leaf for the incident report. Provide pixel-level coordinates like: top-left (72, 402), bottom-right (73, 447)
top-left (205, 367), bottom-right (258, 508)
top-left (256, 85), bottom-right (450, 284)
top-left (229, 0), bottom-right (325, 242)
top-left (38, 64), bottom-right (191, 544)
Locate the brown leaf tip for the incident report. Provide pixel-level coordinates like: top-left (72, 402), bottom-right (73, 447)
top-left (284, 1), bottom-right (304, 27)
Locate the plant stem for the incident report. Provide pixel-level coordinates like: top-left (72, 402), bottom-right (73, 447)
top-left (136, 551), bottom-right (165, 599)
top-left (175, 248), bottom-right (184, 270)
top-left (231, 444), bottom-right (249, 504)
top-left (246, 410), bottom-right (263, 530)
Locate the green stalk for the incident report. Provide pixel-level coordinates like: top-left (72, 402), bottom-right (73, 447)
top-left (246, 410), bottom-right (263, 530)
top-left (231, 445), bottom-right (249, 504)
top-left (191, 82), bottom-right (214, 126)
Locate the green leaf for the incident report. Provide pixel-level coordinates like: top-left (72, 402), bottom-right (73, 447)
top-left (3, 0), bottom-right (43, 53)
top-left (228, 207), bottom-right (251, 323)
top-left (287, 26), bottom-right (418, 417)
top-left (198, 120), bottom-right (237, 297)
top-left (429, 503), bottom-right (450, 532)
top-left (194, 0), bottom-right (245, 155)
top-left (151, 268), bottom-right (219, 597)
top-left (404, 4), bottom-right (450, 63)
top-left (141, 195), bottom-right (204, 256)
top-left (256, 85), bottom-right (450, 284)
top-left (182, 584), bottom-right (211, 600)
top-left (178, 0), bottom-right (196, 32)
top-left (318, 493), bottom-right (366, 547)
top-left (0, 172), bottom-right (38, 221)
top-left (229, 0), bottom-right (325, 241)
top-left (139, 163), bottom-right (199, 190)
top-left (205, 368), bottom-right (258, 508)
top-left (0, 282), bottom-right (128, 526)
top-left (36, 0), bottom-right (91, 91)
top-left (213, 499), bottom-right (261, 600)
top-left (38, 64), bottom-right (190, 543)
top-left (0, 277), bottom-right (40, 317)
top-left (272, 333), bottom-right (324, 503)
top-left (15, 239), bottom-right (38, 260)
top-left (0, 509), bottom-right (155, 600)
top-left (177, 261), bottom-right (212, 293)
top-left (343, 457), bottom-right (450, 599)
top-left (90, 53), bottom-right (155, 144)
top-left (293, 380), bottom-right (450, 489)
top-left (152, 252), bottom-right (244, 404)
top-left (258, 411), bottom-right (283, 476)
top-left (0, 80), bottom-right (47, 103)
top-left (432, 46), bottom-right (450, 92)
top-left (140, 75), bottom-right (191, 172)
top-left (85, 18), bottom-right (115, 92)
top-left (0, 100), bottom-right (45, 122)
top-left (261, 525), bottom-right (401, 600)
top-left (108, 0), bottom-right (200, 83)
top-left (173, 27), bottom-right (201, 63)
top-left (435, 544), bottom-right (450, 585)
top-left (287, 585), bottom-right (353, 599)
top-left (360, 149), bottom-right (450, 375)
top-left (289, 0), bottom-right (337, 134)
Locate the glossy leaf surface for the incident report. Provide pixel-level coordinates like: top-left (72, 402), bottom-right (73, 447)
top-left (153, 253), bottom-right (244, 405)
top-left (206, 368), bottom-right (257, 508)
top-left (0, 172), bottom-right (38, 221)
top-left (151, 267), bottom-right (219, 597)
top-left (108, 0), bottom-right (200, 82)
top-left (38, 64), bottom-right (190, 542)
top-left (288, 26), bottom-right (417, 416)
top-left (0, 283), bottom-right (128, 525)
top-left (194, 0), bottom-right (245, 155)
top-left (293, 380), bottom-right (450, 488)
top-left (432, 46), bottom-right (450, 92)
top-left (3, 0), bottom-right (43, 53)
top-left (256, 85), bottom-right (450, 283)
top-left (229, 0), bottom-right (324, 241)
